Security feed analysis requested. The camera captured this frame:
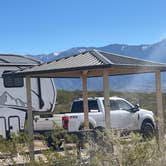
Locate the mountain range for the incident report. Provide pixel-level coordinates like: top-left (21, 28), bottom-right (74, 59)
top-left (32, 39), bottom-right (166, 92)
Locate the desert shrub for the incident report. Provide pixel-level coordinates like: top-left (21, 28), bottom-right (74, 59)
top-left (0, 132), bottom-right (31, 165)
top-left (0, 129), bottom-right (165, 165)
top-left (85, 130), bottom-right (165, 166)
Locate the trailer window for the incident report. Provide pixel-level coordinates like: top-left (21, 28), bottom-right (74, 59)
top-left (3, 71), bottom-right (24, 88)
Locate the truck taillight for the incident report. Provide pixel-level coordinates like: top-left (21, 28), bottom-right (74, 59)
top-left (62, 116), bottom-right (69, 129)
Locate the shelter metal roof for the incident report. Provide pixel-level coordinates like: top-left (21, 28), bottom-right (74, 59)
top-left (4, 50), bottom-right (166, 78)
top-left (0, 54), bottom-right (40, 66)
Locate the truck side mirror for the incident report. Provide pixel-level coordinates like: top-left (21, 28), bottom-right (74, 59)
top-left (132, 104), bottom-right (140, 112)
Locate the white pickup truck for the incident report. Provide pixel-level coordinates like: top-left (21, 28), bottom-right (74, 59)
top-left (61, 97), bottom-right (155, 137)
top-left (34, 97), bottom-right (156, 137)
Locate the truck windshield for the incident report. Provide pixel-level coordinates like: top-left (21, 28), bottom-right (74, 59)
top-left (71, 100), bottom-right (99, 113)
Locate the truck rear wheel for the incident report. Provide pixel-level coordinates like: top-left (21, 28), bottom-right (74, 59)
top-left (47, 134), bottom-right (63, 151)
top-left (79, 123), bottom-right (94, 130)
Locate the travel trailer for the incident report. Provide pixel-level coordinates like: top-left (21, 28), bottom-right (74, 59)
top-left (0, 54), bottom-right (56, 138)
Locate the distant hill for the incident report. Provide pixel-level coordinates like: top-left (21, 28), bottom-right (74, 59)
top-left (31, 39), bottom-right (166, 91)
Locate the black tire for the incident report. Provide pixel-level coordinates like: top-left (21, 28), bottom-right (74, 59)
top-left (77, 123), bottom-right (94, 149)
top-left (47, 135), bottom-right (53, 147)
top-left (94, 126), bottom-right (105, 132)
top-left (79, 123), bottom-right (94, 131)
top-left (141, 122), bottom-right (154, 139)
top-left (47, 135), bottom-right (63, 151)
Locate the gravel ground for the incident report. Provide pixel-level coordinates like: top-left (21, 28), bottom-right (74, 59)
top-left (0, 140), bottom-right (48, 165)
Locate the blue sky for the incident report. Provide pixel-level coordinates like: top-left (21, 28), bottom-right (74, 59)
top-left (0, 0), bottom-right (166, 55)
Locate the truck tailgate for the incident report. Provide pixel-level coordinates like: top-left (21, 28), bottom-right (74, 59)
top-left (34, 114), bottom-right (63, 131)
top-left (52, 114), bottom-right (63, 127)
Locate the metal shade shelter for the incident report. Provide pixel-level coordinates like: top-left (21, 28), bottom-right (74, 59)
top-left (8, 50), bottom-right (166, 77)
top-left (3, 49), bottom-right (166, 160)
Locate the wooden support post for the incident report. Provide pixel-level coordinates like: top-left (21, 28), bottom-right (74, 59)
top-left (103, 70), bottom-right (111, 129)
top-left (82, 72), bottom-right (89, 130)
top-left (26, 76), bottom-right (34, 161)
top-left (155, 71), bottom-right (164, 148)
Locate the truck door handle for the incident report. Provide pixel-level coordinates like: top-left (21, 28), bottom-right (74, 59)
top-left (45, 119), bottom-right (48, 121)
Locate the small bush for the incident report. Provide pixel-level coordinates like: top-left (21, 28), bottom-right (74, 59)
top-left (0, 127), bottom-right (165, 165)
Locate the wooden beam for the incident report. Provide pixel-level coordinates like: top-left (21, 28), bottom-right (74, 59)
top-left (155, 71), bottom-right (164, 149)
top-left (82, 71), bottom-right (89, 130)
top-left (31, 71), bottom-right (82, 78)
top-left (103, 70), bottom-right (111, 129)
top-left (29, 67), bottom-right (158, 78)
top-left (26, 76), bottom-right (34, 161)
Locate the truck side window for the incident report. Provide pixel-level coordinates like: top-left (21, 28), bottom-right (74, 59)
top-left (88, 100), bottom-right (99, 112)
top-left (71, 100), bottom-right (99, 113)
top-left (116, 100), bottom-right (132, 110)
top-left (3, 71), bottom-right (24, 88)
top-left (71, 101), bottom-right (84, 113)
top-left (109, 100), bottom-right (119, 110)
top-left (102, 100), bottom-right (119, 110)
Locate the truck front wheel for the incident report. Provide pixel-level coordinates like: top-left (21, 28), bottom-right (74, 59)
top-left (141, 122), bottom-right (154, 139)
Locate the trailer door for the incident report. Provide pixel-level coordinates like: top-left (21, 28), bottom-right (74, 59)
top-left (0, 117), bottom-right (6, 138)
top-left (8, 116), bottom-right (20, 135)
